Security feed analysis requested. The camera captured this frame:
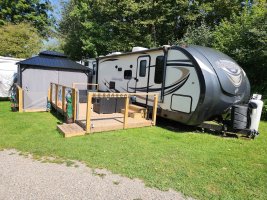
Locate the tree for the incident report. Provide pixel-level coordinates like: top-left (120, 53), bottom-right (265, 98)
top-left (59, 0), bottom-right (252, 59)
top-left (0, 0), bottom-right (54, 38)
top-left (213, 1), bottom-right (267, 95)
top-left (178, 21), bottom-right (214, 46)
top-left (0, 23), bottom-right (42, 58)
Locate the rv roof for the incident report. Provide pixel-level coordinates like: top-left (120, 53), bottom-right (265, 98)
top-left (97, 46), bottom-right (164, 60)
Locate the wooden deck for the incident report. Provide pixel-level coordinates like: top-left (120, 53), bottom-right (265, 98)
top-left (76, 112), bottom-right (152, 133)
top-left (50, 86), bottom-right (158, 137)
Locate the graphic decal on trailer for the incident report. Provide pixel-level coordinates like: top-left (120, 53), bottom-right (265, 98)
top-left (102, 67), bottom-right (190, 96)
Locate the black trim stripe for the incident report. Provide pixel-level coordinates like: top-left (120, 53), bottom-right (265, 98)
top-left (166, 63), bottom-right (194, 67)
top-left (167, 59), bottom-right (191, 62)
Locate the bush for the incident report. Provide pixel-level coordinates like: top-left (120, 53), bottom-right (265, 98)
top-left (262, 100), bottom-right (267, 121)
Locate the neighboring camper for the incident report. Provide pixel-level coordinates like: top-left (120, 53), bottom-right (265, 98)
top-left (80, 58), bottom-right (97, 83)
top-left (0, 56), bottom-right (23, 97)
top-left (96, 45), bottom-right (261, 136)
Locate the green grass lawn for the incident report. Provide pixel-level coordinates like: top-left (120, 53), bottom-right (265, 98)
top-left (0, 101), bottom-right (266, 200)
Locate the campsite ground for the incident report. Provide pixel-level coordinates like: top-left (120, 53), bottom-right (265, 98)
top-left (0, 101), bottom-right (266, 200)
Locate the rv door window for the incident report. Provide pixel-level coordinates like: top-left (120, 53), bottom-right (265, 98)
top-left (154, 56), bottom-right (164, 84)
top-left (139, 60), bottom-right (147, 77)
top-left (124, 70), bottom-right (132, 80)
top-left (93, 63), bottom-right (96, 75)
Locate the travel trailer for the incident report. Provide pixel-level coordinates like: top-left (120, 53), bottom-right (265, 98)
top-left (0, 56), bottom-right (23, 97)
top-left (96, 45), bottom-right (262, 136)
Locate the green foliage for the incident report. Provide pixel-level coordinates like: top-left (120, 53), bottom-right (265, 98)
top-left (59, 0), bottom-right (246, 59)
top-left (0, 0), bottom-right (54, 38)
top-left (262, 100), bottom-right (267, 121)
top-left (0, 23), bottom-right (42, 58)
top-left (179, 21), bottom-right (214, 46)
top-left (0, 101), bottom-right (267, 199)
top-left (212, 3), bottom-right (267, 95)
top-left (43, 38), bottom-right (64, 53)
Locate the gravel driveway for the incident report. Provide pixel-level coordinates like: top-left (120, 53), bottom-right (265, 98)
top-left (0, 149), bottom-right (191, 200)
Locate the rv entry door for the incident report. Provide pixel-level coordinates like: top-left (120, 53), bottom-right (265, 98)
top-left (136, 56), bottom-right (150, 92)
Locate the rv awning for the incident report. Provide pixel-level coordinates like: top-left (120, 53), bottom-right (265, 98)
top-left (18, 51), bottom-right (90, 71)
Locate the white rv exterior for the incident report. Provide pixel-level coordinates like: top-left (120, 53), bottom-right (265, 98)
top-left (96, 45), bottom-right (250, 125)
top-left (0, 56), bottom-right (23, 97)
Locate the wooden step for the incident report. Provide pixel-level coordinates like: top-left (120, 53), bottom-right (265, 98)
top-left (121, 108), bottom-right (146, 119)
top-left (129, 112), bottom-right (143, 119)
top-left (121, 108), bottom-right (136, 115)
top-left (57, 123), bottom-right (86, 138)
top-left (129, 104), bottom-right (147, 112)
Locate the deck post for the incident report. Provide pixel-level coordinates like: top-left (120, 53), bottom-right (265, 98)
top-left (123, 95), bottom-right (129, 129)
top-left (86, 92), bottom-right (93, 133)
top-left (18, 87), bottom-right (23, 112)
top-left (152, 94), bottom-right (158, 125)
top-left (72, 88), bottom-right (77, 122)
top-left (55, 84), bottom-right (58, 108)
top-left (48, 86), bottom-right (51, 102)
top-left (62, 86), bottom-right (66, 112)
top-left (50, 83), bottom-right (53, 104)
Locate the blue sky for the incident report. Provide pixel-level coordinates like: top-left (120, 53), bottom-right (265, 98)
top-left (50, 0), bottom-right (64, 20)
top-left (43, 0), bottom-right (65, 47)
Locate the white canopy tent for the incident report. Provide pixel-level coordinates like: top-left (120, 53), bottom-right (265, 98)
top-left (0, 56), bottom-right (23, 97)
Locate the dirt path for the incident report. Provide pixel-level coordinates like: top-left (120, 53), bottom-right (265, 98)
top-left (0, 149), bottom-right (192, 200)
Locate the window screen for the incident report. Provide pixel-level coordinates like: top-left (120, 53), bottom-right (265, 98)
top-left (124, 70), bottom-right (132, 80)
top-left (139, 60), bottom-right (147, 77)
top-left (154, 56), bottom-right (164, 84)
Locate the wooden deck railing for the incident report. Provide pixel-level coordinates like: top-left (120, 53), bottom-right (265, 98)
top-left (49, 83), bottom-right (77, 120)
top-left (85, 92), bottom-right (158, 133)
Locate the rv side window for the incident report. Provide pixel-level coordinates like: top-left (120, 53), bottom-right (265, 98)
top-left (124, 70), bottom-right (132, 80)
top-left (139, 60), bottom-right (147, 77)
top-left (154, 56), bottom-right (164, 84)
top-left (84, 61), bottom-right (89, 67)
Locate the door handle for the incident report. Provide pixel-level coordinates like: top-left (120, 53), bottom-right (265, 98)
top-left (134, 78), bottom-right (139, 82)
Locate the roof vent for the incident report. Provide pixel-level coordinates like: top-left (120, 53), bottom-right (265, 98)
top-left (106, 52), bottom-right (122, 56)
top-left (132, 47), bottom-right (148, 52)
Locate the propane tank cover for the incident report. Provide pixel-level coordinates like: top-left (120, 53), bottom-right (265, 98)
top-left (249, 94), bottom-right (263, 132)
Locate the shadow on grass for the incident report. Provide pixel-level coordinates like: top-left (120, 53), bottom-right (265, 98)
top-left (50, 108), bottom-right (64, 124)
top-left (156, 117), bottom-right (197, 133)
top-left (156, 117), bottom-right (241, 139)
top-left (0, 97), bottom-right (9, 101)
